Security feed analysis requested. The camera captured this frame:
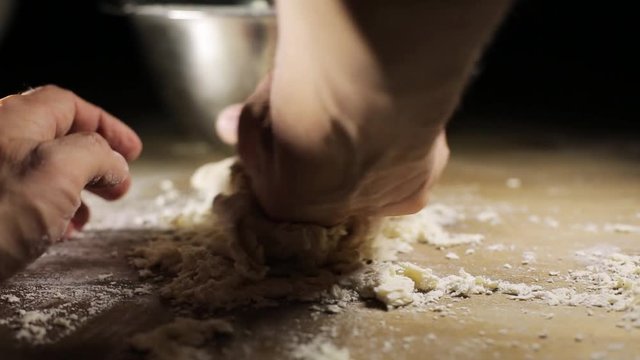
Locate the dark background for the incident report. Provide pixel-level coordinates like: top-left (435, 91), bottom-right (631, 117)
top-left (0, 0), bottom-right (638, 137)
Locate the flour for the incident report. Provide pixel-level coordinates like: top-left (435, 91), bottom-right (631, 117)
top-left (603, 223), bottom-right (640, 234)
top-left (114, 159), bottom-right (640, 357)
top-left (130, 317), bottom-right (233, 360)
top-left (128, 160), bottom-right (486, 311)
top-left (475, 209), bottom-right (502, 225)
top-left (292, 336), bottom-right (350, 360)
top-left (521, 251), bottom-right (536, 265)
top-left (445, 252), bottom-right (460, 260)
top-left (506, 178), bottom-right (522, 189)
top-left (128, 159), bottom-right (640, 326)
top-left (0, 281), bottom-right (152, 344)
top-left (1, 294), bottom-right (20, 303)
top-left (485, 243), bottom-right (513, 252)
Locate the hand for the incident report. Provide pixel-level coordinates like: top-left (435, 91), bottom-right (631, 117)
top-left (216, 76), bottom-right (450, 225)
top-left (210, 0), bottom-right (513, 226)
top-left (0, 85), bottom-right (142, 280)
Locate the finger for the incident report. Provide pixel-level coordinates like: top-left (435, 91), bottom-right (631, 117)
top-left (63, 223), bottom-right (75, 240)
top-left (215, 103), bottom-right (242, 145)
top-left (374, 178), bottom-right (431, 217)
top-left (0, 85), bottom-right (142, 161)
top-left (62, 201), bottom-right (90, 239)
top-left (375, 132), bottom-right (450, 217)
top-left (238, 74), bottom-right (273, 178)
top-left (88, 176), bottom-right (132, 201)
top-left (425, 131), bottom-right (450, 188)
top-left (31, 132), bottom-right (130, 202)
top-left (70, 201), bottom-right (90, 231)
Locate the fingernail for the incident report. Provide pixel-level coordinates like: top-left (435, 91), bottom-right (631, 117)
top-left (113, 150), bottom-right (129, 172)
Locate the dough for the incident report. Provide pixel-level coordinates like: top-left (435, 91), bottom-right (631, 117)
top-left (129, 158), bottom-right (485, 310)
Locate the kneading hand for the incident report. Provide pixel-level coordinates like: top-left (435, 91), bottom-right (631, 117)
top-left (214, 0), bottom-right (509, 226)
top-left (216, 75), bottom-right (450, 225)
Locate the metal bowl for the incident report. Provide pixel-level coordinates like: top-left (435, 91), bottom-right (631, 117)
top-left (0, 0), bottom-right (14, 43)
top-left (124, 3), bottom-right (276, 145)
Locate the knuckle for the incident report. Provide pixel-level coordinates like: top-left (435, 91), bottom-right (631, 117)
top-left (38, 84), bottom-right (58, 92)
top-left (29, 85), bottom-right (76, 121)
top-left (0, 140), bottom-right (10, 161)
top-left (0, 94), bottom-right (25, 109)
top-left (24, 142), bottom-right (51, 170)
top-left (0, 139), bottom-right (34, 166)
top-left (80, 132), bottom-right (109, 149)
top-left (407, 188), bottom-right (430, 214)
top-left (39, 84), bottom-right (66, 95)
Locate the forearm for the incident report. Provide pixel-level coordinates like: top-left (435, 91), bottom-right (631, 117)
top-left (273, 0), bottom-right (511, 136)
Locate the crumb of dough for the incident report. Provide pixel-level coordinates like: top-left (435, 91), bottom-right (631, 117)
top-left (521, 251), bottom-right (536, 265)
top-left (1, 294), bottom-right (20, 303)
top-left (398, 262), bottom-right (439, 292)
top-left (292, 336), bottom-right (350, 360)
top-left (372, 264), bottom-right (417, 308)
top-left (445, 252), bottom-right (460, 260)
top-left (97, 273), bottom-right (113, 280)
top-left (129, 317), bottom-right (233, 360)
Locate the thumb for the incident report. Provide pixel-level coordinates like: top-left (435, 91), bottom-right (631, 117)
top-left (215, 103), bottom-right (243, 145)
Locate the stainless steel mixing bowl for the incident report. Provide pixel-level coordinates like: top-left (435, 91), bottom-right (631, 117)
top-left (125, 3), bottom-right (276, 144)
top-left (0, 0), bottom-right (14, 43)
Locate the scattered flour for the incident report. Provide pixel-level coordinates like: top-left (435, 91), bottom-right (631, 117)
top-left (1, 294), bottom-right (20, 303)
top-left (0, 283), bottom-right (151, 344)
top-left (485, 244), bottom-right (514, 252)
top-left (445, 252), bottom-right (460, 260)
top-left (506, 178), bottom-right (522, 189)
top-left (521, 251), bottom-right (537, 265)
top-left (603, 223), bottom-right (640, 235)
top-left (573, 223), bottom-right (600, 233)
top-left (475, 209), bottom-right (502, 225)
top-left (5, 157), bottom-right (636, 358)
top-left (129, 317), bottom-right (233, 360)
top-left (126, 159), bottom-right (640, 331)
top-left (127, 160), bottom-right (486, 311)
top-left (292, 336), bottom-right (350, 360)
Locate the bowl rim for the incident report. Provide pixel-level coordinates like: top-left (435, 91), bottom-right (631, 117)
top-left (121, 4), bottom-right (275, 19)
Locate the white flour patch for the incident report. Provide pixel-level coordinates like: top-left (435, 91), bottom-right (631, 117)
top-left (603, 223), bottom-right (640, 234)
top-left (475, 209), bottom-right (502, 225)
top-left (0, 283), bottom-right (153, 344)
top-left (292, 336), bottom-right (350, 360)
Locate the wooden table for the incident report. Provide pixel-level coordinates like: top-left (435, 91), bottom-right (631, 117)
top-left (1, 131), bottom-right (638, 359)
